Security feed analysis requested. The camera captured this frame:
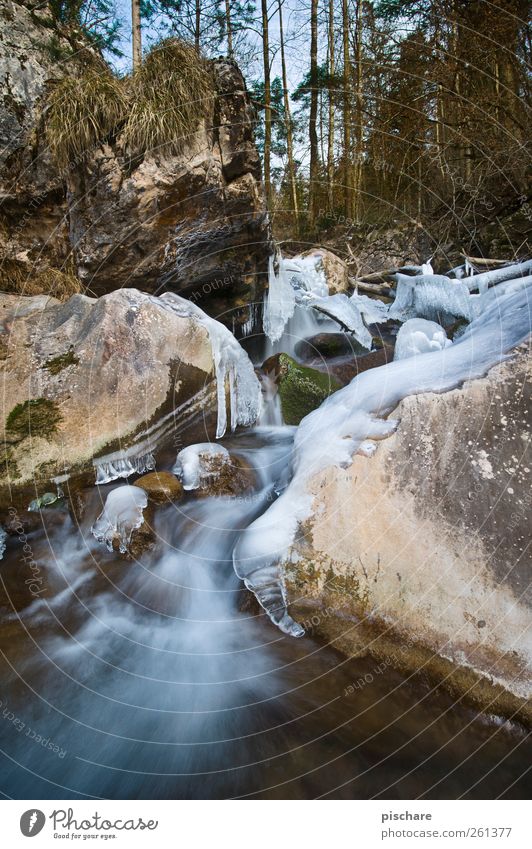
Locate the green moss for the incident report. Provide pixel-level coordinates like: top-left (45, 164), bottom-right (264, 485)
top-left (277, 353), bottom-right (342, 425)
top-left (43, 349), bottom-right (79, 375)
top-left (6, 398), bottom-right (62, 441)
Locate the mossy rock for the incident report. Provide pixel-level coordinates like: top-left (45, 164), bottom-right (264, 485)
top-left (5, 398), bottom-right (62, 441)
top-left (263, 353), bottom-right (342, 426)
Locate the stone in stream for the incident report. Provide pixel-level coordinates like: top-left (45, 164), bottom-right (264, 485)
top-left (262, 353), bottom-right (342, 426)
top-left (173, 443), bottom-right (254, 498)
top-left (135, 471), bottom-right (184, 504)
top-left (294, 332), bottom-right (367, 361)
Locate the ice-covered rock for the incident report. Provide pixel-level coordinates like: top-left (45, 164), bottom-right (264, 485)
top-left (173, 443), bottom-right (231, 491)
top-left (390, 273), bottom-right (473, 322)
top-left (156, 293), bottom-right (261, 438)
top-left (263, 255), bottom-right (297, 344)
top-left (394, 319), bottom-right (451, 360)
top-left (236, 275), bottom-right (532, 636)
top-left (91, 486), bottom-right (148, 554)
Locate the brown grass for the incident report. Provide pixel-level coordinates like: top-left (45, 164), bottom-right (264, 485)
top-left (0, 264), bottom-right (82, 301)
top-left (120, 39), bottom-right (214, 157)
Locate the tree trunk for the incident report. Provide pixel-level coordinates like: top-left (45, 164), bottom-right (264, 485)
top-left (279, 0), bottom-right (299, 229)
top-left (225, 0), bottom-right (234, 57)
top-left (261, 0), bottom-right (272, 206)
top-left (342, 0), bottom-right (352, 218)
top-left (308, 0), bottom-right (319, 225)
top-left (131, 0), bottom-right (142, 70)
top-left (327, 0), bottom-right (335, 214)
top-left (353, 0), bottom-right (364, 219)
top-left (195, 0), bottom-right (201, 53)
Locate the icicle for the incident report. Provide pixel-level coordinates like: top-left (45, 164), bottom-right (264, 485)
top-left (263, 255), bottom-right (296, 343)
top-left (154, 293), bottom-right (261, 439)
top-left (94, 453), bottom-right (156, 485)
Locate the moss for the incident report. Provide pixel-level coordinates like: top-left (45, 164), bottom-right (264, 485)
top-left (43, 348), bottom-right (79, 375)
top-left (6, 398), bottom-right (62, 441)
top-left (276, 353), bottom-right (342, 425)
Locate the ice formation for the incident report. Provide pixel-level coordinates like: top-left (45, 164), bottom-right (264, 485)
top-left (173, 443), bottom-right (230, 490)
top-left (236, 276), bottom-right (532, 636)
top-left (91, 485), bottom-right (148, 554)
top-left (94, 452), bottom-right (156, 485)
top-left (463, 259), bottom-right (532, 295)
top-left (389, 273), bottom-right (473, 322)
top-left (0, 526), bottom-right (6, 560)
top-left (153, 292), bottom-right (261, 439)
top-left (263, 255), bottom-right (296, 343)
top-left (394, 319), bottom-right (451, 360)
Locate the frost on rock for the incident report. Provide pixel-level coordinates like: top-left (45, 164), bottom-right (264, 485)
top-left (173, 443), bottom-right (230, 490)
top-left (91, 485), bottom-right (148, 554)
top-left (237, 276), bottom-right (532, 637)
top-left (394, 319), bottom-right (451, 361)
top-left (154, 292), bottom-right (261, 439)
top-left (390, 273), bottom-right (473, 322)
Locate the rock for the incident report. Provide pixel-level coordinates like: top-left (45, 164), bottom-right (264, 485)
top-left (91, 485), bottom-right (154, 558)
top-left (280, 347), bottom-right (532, 722)
top-left (135, 471), bottom-right (183, 504)
top-left (0, 288), bottom-right (220, 501)
top-left (173, 442), bottom-right (254, 497)
top-left (307, 344), bottom-right (395, 386)
top-left (0, 6), bottom-right (270, 323)
top-left (294, 332), bottom-right (366, 361)
top-left (301, 248), bottom-right (349, 294)
top-left (262, 353), bottom-right (343, 425)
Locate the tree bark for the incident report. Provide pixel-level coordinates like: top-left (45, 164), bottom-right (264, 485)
top-left (327, 0), bottom-right (335, 213)
top-left (308, 0), bottom-right (319, 225)
top-left (279, 0), bottom-right (299, 229)
top-left (131, 0), bottom-right (142, 70)
top-left (261, 0), bottom-right (272, 206)
top-left (342, 0), bottom-right (352, 218)
top-left (225, 0), bottom-right (234, 57)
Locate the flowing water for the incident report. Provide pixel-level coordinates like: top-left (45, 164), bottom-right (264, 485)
top-left (0, 419), bottom-right (530, 800)
top-left (1, 265), bottom-right (531, 800)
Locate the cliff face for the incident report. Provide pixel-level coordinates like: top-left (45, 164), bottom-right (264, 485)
top-left (0, 2), bottom-right (269, 323)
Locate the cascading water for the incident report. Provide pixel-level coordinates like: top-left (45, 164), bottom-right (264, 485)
top-left (0, 258), bottom-right (530, 799)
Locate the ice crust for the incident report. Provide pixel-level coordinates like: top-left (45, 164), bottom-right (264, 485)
top-left (173, 443), bottom-right (230, 490)
top-left (238, 274), bottom-right (532, 636)
top-left (91, 485), bottom-right (148, 554)
top-left (394, 319), bottom-right (451, 360)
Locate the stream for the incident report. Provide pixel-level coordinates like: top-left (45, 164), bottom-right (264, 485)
top-left (1, 258), bottom-right (531, 800)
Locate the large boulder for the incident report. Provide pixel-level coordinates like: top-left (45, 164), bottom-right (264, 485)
top-left (281, 347), bottom-right (532, 722)
top-left (262, 353), bottom-right (342, 425)
top-left (0, 288), bottom-right (220, 502)
top-left (0, 3), bottom-right (269, 323)
top-left (301, 248), bottom-right (349, 295)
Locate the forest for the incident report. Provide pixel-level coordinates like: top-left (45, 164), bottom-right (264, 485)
top-left (50, 0), bottom-right (531, 255)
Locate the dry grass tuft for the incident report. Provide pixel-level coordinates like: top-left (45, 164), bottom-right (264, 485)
top-left (45, 64), bottom-right (128, 169)
top-left (122, 39), bottom-right (214, 158)
top-left (0, 264), bottom-right (82, 301)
